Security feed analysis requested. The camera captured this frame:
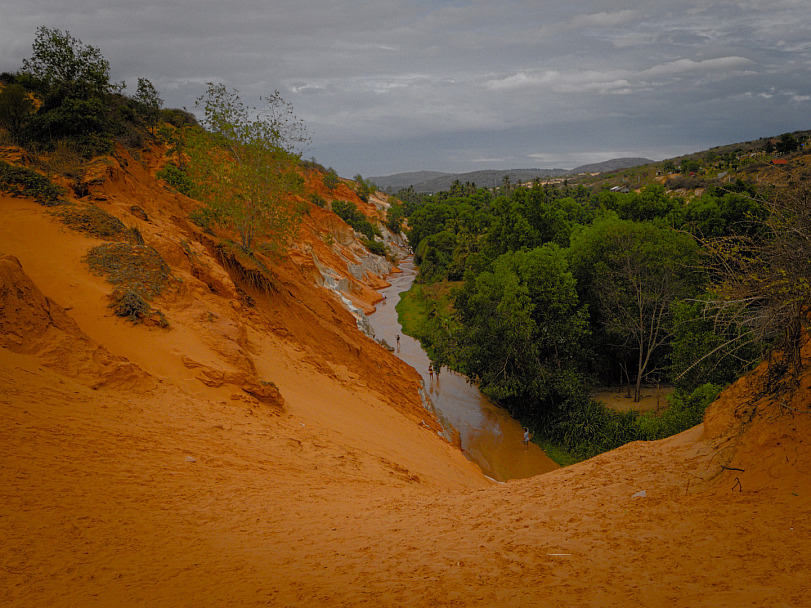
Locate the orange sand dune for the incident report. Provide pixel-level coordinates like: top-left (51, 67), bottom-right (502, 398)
top-left (1, 145), bottom-right (810, 607)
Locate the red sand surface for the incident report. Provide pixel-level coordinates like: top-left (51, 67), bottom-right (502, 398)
top-left (1, 144), bottom-right (810, 607)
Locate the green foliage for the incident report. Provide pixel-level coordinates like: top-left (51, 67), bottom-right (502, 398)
top-left (682, 189), bottom-right (767, 238)
top-left (160, 108), bottom-right (197, 128)
top-left (700, 186), bottom-right (811, 393)
top-left (545, 395), bottom-right (641, 459)
top-left (680, 158), bottom-right (701, 174)
top-left (323, 167), bottom-right (340, 191)
top-left (353, 173), bottom-right (375, 202)
top-left (185, 83), bottom-right (307, 252)
top-left (636, 384), bottom-right (722, 440)
top-left (598, 184), bottom-right (682, 223)
top-left (569, 216), bottom-right (702, 401)
top-left (134, 77), bottom-right (163, 135)
top-left (0, 159), bottom-right (64, 205)
top-left (670, 299), bottom-right (760, 391)
top-left (362, 238), bottom-right (387, 257)
top-left (309, 192), bottom-right (327, 208)
top-left (24, 96), bottom-right (113, 157)
top-left (394, 141), bottom-right (792, 460)
top-left (775, 132), bottom-right (800, 155)
top-left (332, 199), bottom-right (381, 240)
top-left (156, 162), bottom-right (193, 196)
top-left (21, 26), bottom-right (112, 100)
top-left (385, 197), bottom-right (405, 234)
top-left (454, 244), bottom-right (590, 419)
top-left (0, 83), bottom-right (36, 142)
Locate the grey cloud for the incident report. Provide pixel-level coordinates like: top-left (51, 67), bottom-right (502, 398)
top-left (1, 0), bottom-right (809, 176)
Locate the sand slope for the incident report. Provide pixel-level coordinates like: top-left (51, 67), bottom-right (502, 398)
top-left (1, 144), bottom-right (810, 606)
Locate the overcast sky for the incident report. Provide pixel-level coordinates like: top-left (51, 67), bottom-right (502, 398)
top-left (2, 1), bottom-right (810, 177)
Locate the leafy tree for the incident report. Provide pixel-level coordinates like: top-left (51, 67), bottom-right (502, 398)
top-left (680, 158), bottom-right (700, 174)
top-left (569, 217), bottom-right (701, 401)
top-left (14, 27), bottom-right (126, 156)
top-left (353, 174), bottom-right (374, 202)
top-left (454, 244), bottom-right (589, 418)
top-left (700, 186), bottom-right (811, 393)
top-left (186, 83), bottom-right (308, 252)
top-left (775, 132), bottom-right (799, 155)
top-left (21, 26), bottom-right (113, 100)
top-left (385, 197), bottom-right (405, 234)
top-left (134, 77), bottom-right (163, 135)
top-left (670, 298), bottom-right (760, 391)
top-left (323, 167), bottom-right (340, 191)
top-left (682, 191), bottom-right (767, 239)
top-left (407, 202), bottom-right (456, 253)
top-left (0, 83), bottom-right (35, 142)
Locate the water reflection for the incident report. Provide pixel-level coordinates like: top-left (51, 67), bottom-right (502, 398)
top-left (368, 259), bottom-right (559, 482)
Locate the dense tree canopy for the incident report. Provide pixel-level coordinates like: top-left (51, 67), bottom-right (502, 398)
top-left (395, 167), bottom-right (779, 457)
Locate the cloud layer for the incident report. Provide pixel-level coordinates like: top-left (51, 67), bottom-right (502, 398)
top-left (2, 0), bottom-right (810, 176)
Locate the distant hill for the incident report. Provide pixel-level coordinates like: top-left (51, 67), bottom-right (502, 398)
top-left (367, 171), bottom-right (451, 192)
top-left (371, 168), bottom-right (567, 194)
top-left (371, 158), bottom-right (653, 193)
top-left (569, 157), bottom-right (654, 174)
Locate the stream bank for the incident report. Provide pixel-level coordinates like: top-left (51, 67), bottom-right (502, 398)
top-left (368, 259), bottom-right (558, 482)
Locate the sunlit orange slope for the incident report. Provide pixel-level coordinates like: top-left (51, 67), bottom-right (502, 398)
top-left (1, 141), bottom-right (809, 607)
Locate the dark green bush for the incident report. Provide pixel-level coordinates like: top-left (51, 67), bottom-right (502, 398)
top-left (160, 108), bottom-right (198, 128)
top-left (362, 238), bottom-right (387, 257)
top-left (636, 383), bottom-right (722, 440)
top-left (156, 162), bottom-right (193, 196)
top-left (332, 199), bottom-right (381, 240)
top-left (309, 192), bottom-right (327, 208)
top-left (0, 160), bottom-right (64, 205)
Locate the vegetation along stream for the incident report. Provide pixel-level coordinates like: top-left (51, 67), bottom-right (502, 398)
top-left (368, 258), bottom-right (559, 482)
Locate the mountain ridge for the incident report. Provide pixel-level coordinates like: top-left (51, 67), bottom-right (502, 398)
top-left (371, 157), bottom-right (653, 193)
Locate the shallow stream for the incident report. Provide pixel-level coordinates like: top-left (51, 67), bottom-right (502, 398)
top-left (368, 259), bottom-right (559, 482)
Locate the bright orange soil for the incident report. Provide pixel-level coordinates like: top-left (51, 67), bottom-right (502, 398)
top-left (1, 143), bottom-right (810, 607)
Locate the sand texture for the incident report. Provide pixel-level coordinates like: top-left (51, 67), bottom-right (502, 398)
top-left (1, 143), bottom-right (810, 607)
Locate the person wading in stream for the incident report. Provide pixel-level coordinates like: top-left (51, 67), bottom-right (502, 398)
top-left (523, 427), bottom-right (532, 449)
top-left (428, 364), bottom-right (434, 382)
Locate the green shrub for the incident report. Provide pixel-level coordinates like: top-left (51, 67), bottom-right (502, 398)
top-left (160, 107), bottom-right (197, 128)
top-left (362, 238), bottom-right (387, 256)
top-left (0, 159), bottom-right (64, 205)
top-left (323, 167), bottom-right (340, 191)
top-left (332, 199), bottom-right (381, 240)
top-left (156, 162), bottom-right (193, 196)
top-left (637, 383), bottom-right (722, 440)
top-left (309, 192), bottom-right (327, 208)
top-left (23, 96), bottom-right (113, 157)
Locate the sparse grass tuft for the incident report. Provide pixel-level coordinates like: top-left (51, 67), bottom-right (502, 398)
top-left (85, 242), bottom-right (172, 325)
top-left (51, 203), bottom-right (142, 242)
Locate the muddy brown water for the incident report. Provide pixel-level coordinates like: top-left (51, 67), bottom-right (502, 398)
top-left (368, 259), bottom-right (559, 482)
